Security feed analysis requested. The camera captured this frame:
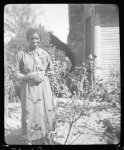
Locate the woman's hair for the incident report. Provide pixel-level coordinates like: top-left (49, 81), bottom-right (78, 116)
top-left (26, 28), bottom-right (41, 42)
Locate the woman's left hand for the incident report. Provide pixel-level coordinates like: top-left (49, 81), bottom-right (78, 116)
top-left (31, 75), bottom-right (44, 84)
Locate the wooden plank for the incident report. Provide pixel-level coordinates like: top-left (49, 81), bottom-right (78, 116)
top-left (98, 13), bottom-right (119, 81)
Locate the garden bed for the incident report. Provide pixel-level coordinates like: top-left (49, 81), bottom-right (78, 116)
top-left (5, 98), bottom-right (120, 145)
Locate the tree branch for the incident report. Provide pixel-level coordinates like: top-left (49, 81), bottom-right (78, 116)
top-left (64, 123), bottom-right (73, 145)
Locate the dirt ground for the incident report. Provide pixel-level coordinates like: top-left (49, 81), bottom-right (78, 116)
top-left (5, 101), bottom-right (120, 145)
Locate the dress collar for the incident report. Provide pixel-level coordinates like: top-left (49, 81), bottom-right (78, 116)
top-left (26, 47), bottom-right (39, 55)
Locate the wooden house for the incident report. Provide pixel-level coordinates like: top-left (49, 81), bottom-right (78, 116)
top-left (68, 4), bottom-right (120, 81)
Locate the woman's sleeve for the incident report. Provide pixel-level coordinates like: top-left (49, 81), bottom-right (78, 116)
top-left (12, 51), bottom-right (24, 83)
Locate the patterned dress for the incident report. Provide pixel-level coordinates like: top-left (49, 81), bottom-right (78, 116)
top-left (13, 47), bottom-right (55, 142)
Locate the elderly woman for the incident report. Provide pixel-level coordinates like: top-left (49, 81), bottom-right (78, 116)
top-left (13, 28), bottom-right (55, 144)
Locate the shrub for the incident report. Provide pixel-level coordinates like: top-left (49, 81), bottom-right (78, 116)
top-left (46, 46), bottom-right (72, 98)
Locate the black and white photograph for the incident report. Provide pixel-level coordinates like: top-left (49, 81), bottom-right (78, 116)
top-left (4, 4), bottom-right (120, 145)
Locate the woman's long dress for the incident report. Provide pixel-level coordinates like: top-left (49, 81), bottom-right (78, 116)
top-left (13, 47), bottom-right (55, 142)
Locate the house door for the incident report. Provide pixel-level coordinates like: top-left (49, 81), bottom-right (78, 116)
top-left (86, 17), bottom-right (92, 58)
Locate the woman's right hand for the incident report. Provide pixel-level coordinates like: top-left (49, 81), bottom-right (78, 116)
top-left (30, 75), bottom-right (43, 84)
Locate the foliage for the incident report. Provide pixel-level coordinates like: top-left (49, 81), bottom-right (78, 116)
top-left (5, 52), bottom-right (120, 144)
top-left (28, 52), bottom-right (119, 145)
top-left (4, 4), bottom-right (46, 75)
top-left (48, 54), bottom-right (120, 144)
top-left (66, 55), bottom-right (120, 106)
top-left (49, 33), bottom-right (75, 71)
top-left (46, 46), bottom-right (72, 98)
top-left (4, 4), bottom-right (41, 35)
top-left (4, 6), bottom-right (120, 143)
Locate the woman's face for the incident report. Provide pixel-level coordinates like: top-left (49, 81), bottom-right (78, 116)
top-left (28, 32), bottom-right (40, 49)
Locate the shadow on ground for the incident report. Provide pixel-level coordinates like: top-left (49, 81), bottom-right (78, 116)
top-left (5, 128), bottom-right (61, 145)
top-left (5, 128), bottom-right (24, 145)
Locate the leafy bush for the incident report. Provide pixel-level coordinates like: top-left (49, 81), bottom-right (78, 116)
top-left (46, 46), bottom-right (72, 98)
top-left (5, 22), bottom-right (120, 144)
top-left (50, 54), bottom-right (120, 144)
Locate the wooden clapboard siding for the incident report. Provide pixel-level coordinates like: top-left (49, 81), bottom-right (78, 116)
top-left (97, 8), bottom-right (120, 81)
